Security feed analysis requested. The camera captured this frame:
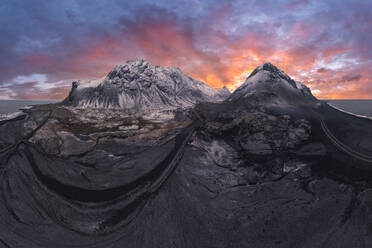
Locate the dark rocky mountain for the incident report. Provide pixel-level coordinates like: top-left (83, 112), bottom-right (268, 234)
top-left (229, 62), bottom-right (317, 107)
top-left (1, 61), bottom-right (372, 248)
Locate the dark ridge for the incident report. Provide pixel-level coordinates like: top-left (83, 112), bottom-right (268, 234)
top-left (21, 124), bottom-right (195, 203)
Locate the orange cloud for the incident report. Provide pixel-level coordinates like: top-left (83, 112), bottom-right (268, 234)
top-left (64, 20), bottom-right (371, 100)
top-left (17, 6), bottom-right (371, 100)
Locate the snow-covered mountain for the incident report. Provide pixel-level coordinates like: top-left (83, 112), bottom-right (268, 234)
top-left (228, 62), bottom-right (316, 106)
top-left (63, 59), bottom-right (229, 111)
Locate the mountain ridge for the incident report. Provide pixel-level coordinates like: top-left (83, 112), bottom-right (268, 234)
top-left (63, 60), bottom-right (317, 112)
top-left (63, 59), bottom-right (229, 112)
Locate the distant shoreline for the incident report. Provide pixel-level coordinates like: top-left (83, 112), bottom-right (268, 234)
top-left (0, 99), bottom-right (59, 115)
top-left (326, 103), bottom-right (372, 120)
top-left (324, 100), bottom-right (372, 118)
top-left (0, 99), bottom-right (60, 101)
top-left (1, 99), bottom-right (372, 118)
top-left (323, 99), bottom-right (372, 101)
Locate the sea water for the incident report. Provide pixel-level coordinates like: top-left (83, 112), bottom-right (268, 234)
top-left (326, 100), bottom-right (372, 118)
top-left (0, 100), bottom-right (59, 115)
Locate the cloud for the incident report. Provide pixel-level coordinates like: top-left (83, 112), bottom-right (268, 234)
top-left (0, 81), bottom-right (69, 100)
top-left (341, 74), bottom-right (362, 82)
top-left (0, 0), bottom-right (371, 99)
top-left (284, 0), bottom-right (309, 10)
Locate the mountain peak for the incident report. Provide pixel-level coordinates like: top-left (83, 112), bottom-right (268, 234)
top-left (229, 63), bottom-right (317, 106)
top-left (248, 62), bottom-right (289, 80)
top-left (106, 59), bottom-right (151, 80)
top-left (216, 86), bottom-right (231, 99)
top-left (126, 58), bottom-right (149, 64)
top-left (220, 86), bottom-right (230, 93)
top-left (257, 62), bottom-right (280, 72)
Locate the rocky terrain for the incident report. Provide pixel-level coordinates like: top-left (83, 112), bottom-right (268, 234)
top-left (1, 61), bottom-right (372, 248)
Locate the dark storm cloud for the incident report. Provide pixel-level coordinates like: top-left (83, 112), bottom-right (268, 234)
top-left (341, 74), bottom-right (362, 82)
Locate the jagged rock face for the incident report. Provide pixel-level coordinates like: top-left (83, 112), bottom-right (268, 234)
top-left (63, 59), bottom-right (229, 111)
top-left (229, 62), bottom-right (317, 107)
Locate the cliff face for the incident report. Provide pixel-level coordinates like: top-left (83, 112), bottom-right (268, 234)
top-left (1, 62), bottom-right (372, 248)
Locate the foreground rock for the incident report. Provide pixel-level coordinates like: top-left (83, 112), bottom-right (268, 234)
top-left (1, 62), bottom-right (372, 247)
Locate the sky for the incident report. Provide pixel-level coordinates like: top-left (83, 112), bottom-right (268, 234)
top-left (0, 0), bottom-right (371, 100)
